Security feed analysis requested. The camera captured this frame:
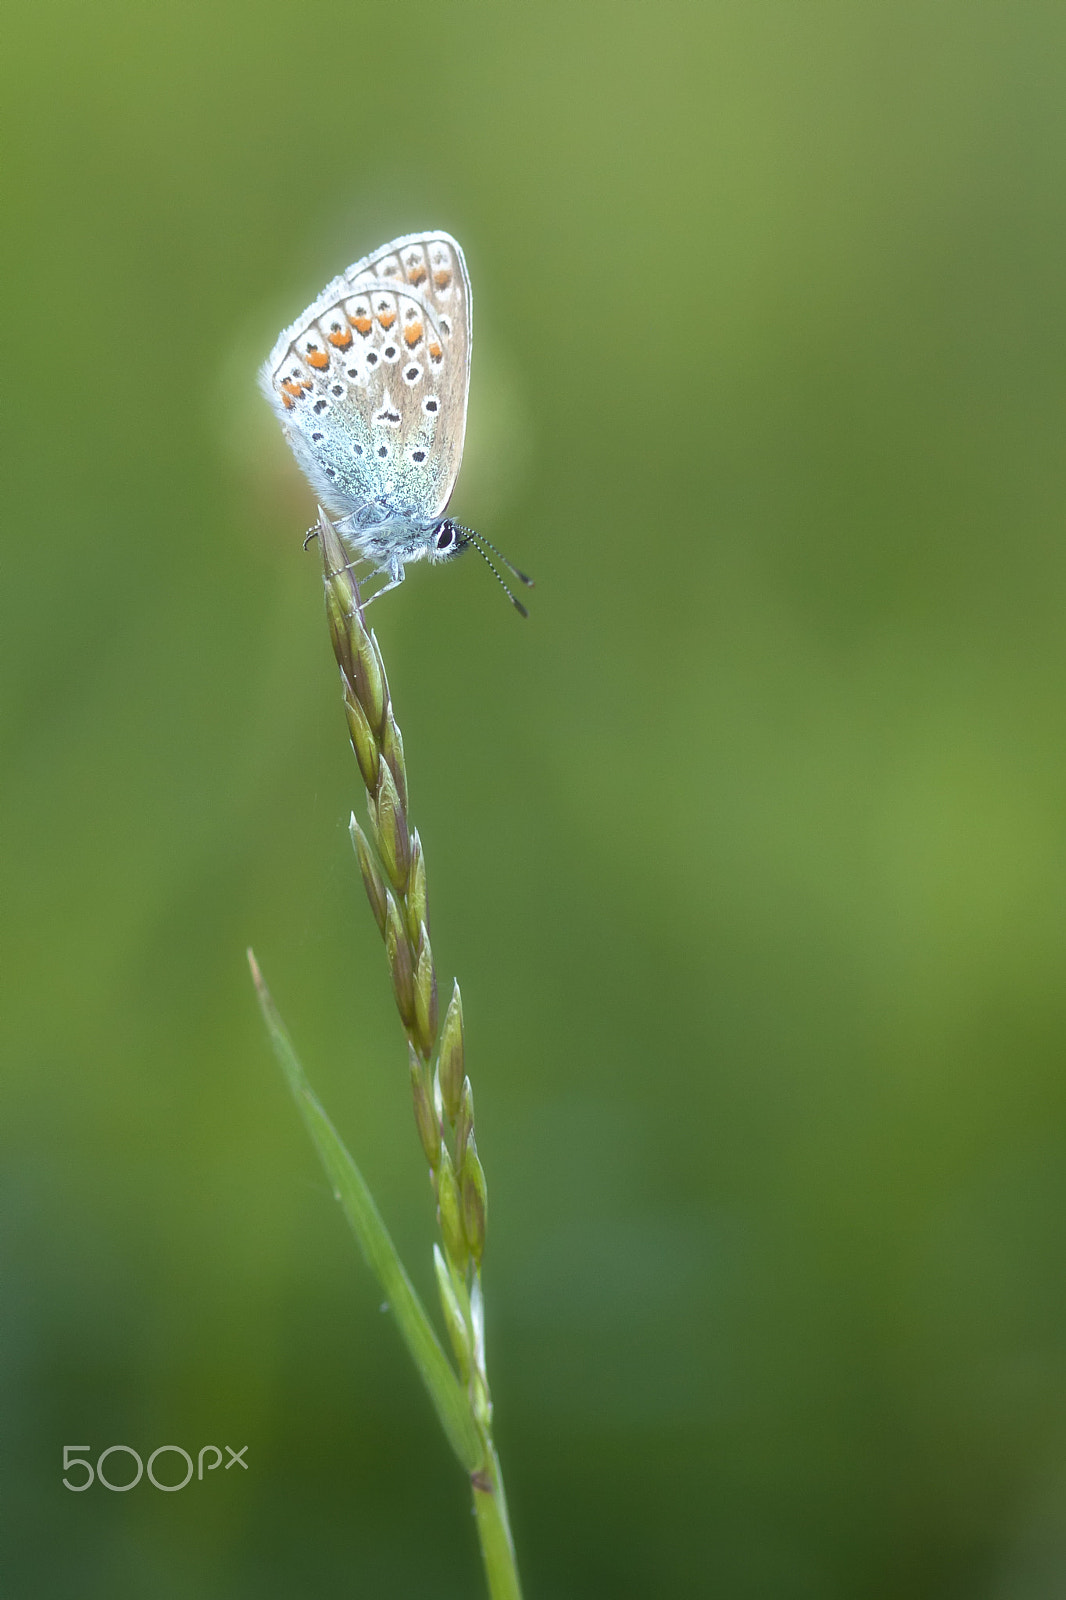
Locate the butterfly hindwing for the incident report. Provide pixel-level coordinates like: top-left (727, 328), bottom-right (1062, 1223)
top-left (262, 232), bottom-right (472, 521)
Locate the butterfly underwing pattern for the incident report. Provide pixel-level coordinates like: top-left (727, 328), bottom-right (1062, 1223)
top-left (262, 230), bottom-right (531, 611)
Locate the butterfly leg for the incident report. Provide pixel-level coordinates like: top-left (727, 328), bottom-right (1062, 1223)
top-left (360, 564), bottom-right (407, 610)
top-left (317, 537), bottom-right (382, 606)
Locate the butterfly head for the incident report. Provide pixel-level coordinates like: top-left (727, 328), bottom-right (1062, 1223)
top-left (428, 518), bottom-right (465, 565)
top-left (431, 520), bottom-right (535, 616)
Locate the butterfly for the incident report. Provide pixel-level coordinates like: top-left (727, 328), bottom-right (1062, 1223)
top-left (261, 229), bottom-right (531, 613)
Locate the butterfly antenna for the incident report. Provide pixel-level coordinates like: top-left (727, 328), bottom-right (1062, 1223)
top-left (470, 531), bottom-right (534, 590)
top-left (461, 529), bottom-right (530, 617)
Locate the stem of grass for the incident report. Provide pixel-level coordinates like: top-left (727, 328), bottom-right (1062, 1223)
top-left (250, 509), bottom-right (523, 1597)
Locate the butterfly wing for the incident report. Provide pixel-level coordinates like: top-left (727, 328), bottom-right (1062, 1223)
top-left (261, 231), bottom-right (472, 522)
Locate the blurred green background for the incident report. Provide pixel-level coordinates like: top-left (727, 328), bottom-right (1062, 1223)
top-left (5, 2), bottom-right (1066, 1594)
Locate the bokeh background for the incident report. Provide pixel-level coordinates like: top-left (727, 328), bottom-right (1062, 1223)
top-left (5, 3), bottom-right (1066, 1595)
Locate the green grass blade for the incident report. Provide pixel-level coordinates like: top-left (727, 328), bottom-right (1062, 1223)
top-left (248, 949), bottom-right (482, 1473)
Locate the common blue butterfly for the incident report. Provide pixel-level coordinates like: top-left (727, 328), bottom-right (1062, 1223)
top-left (261, 230), bottom-right (531, 612)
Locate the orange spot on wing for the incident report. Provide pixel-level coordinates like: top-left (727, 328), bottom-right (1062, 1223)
top-left (428, 341), bottom-right (443, 362)
top-left (377, 310), bottom-right (397, 330)
top-left (352, 315), bottom-right (372, 335)
top-left (281, 391), bottom-right (294, 409)
top-left (306, 349), bottom-right (329, 369)
top-left (327, 327), bottom-right (353, 349)
top-left (280, 378), bottom-right (309, 399)
top-left (403, 321), bottom-right (424, 348)
top-left (407, 263), bottom-right (427, 285)
top-left (433, 269), bottom-right (452, 289)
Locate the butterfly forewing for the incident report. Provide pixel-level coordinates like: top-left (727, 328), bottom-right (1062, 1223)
top-left (262, 232), bottom-right (472, 521)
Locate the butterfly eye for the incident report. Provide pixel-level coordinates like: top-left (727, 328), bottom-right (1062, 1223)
top-left (435, 522), bottom-right (456, 552)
